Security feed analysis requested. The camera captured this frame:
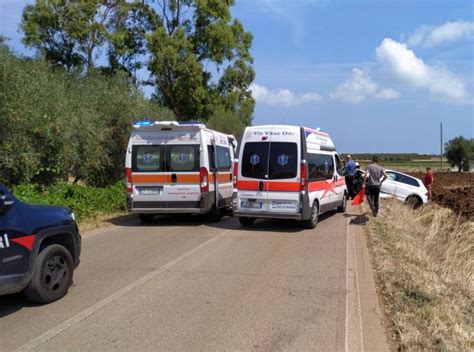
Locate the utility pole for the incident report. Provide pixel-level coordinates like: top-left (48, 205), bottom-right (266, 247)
top-left (440, 122), bottom-right (443, 170)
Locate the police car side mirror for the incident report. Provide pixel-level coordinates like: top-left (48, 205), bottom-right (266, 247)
top-left (0, 195), bottom-right (15, 214)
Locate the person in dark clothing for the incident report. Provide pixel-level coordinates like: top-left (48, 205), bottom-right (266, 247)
top-left (352, 162), bottom-right (364, 196)
top-left (363, 156), bottom-right (387, 217)
top-left (344, 155), bottom-right (356, 198)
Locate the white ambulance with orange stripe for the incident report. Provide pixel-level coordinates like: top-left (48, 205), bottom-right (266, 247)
top-left (125, 121), bottom-right (237, 223)
top-left (233, 125), bottom-right (347, 228)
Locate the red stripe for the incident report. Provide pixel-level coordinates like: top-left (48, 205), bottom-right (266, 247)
top-left (236, 180), bottom-right (300, 192)
top-left (11, 235), bottom-right (36, 251)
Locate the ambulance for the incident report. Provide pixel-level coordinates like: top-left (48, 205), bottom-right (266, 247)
top-left (125, 121), bottom-right (237, 222)
top-left (233, 125), bottom-right (347, 228)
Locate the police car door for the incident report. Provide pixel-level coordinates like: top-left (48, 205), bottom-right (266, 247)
top-left (0, 190), bottom-right (30, 280)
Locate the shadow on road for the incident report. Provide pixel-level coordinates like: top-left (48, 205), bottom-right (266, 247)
top-left (0, 292), bottom-right (38, 318)
top-left (104, 209), bottom-right (340, 233)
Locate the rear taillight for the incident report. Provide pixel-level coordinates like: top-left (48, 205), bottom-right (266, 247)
top-left (125, 167), bottom-right (133, 193)
top-left (200, 167), bottom-right (209, 192)
top-left (300, 161), bottom-right (307, 191)
top-left (233, 160), bottom-right (238, 188)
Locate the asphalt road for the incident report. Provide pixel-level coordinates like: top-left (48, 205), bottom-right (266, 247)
top-left (0, 206), bottom-right (389, 351)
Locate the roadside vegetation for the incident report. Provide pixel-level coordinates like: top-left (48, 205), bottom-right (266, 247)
top-left (12, 182), bottom-right (125, 223)
top-left (366, 199), bottom-right (473, 351)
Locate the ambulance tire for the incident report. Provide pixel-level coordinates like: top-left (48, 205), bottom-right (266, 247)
top-left (207, 207), bottom-right (224, 222)
top-left (302, 201), bottom-right (319, 229)
top-left (337, 192), bottom-right (347, 213)
top-left (239, 217), bottom-right (255, 227)
top-left (139, 214), bottom-right (155, 223)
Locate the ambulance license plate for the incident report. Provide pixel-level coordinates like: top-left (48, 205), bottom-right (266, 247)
top-left (137, 187), bottom-right (163, 195)
top-left (241, 200), bottom-right (263, 209)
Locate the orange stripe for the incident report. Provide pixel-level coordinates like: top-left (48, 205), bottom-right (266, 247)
top-left (218, 173), bottom-right (232, 183)
top-left (132, 173), bottom-right (200, 184)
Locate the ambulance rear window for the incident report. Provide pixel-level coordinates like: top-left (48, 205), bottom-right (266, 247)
top-left (133, 146), bottom-right (164, 172)
top-left (268, 142), bottom-right (298, 179)
top-left (242, 142), bottom-right (269, 179)
top-left (169, 145), bottom-right (199, 172)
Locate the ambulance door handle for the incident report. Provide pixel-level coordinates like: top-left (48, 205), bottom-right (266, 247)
top-left (171, 173), bottom-right (177, 183)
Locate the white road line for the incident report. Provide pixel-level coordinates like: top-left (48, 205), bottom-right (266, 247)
top-left (345, 217), bottom-right (365, 352)
top-left (16, 232), bottom-right (227, 352)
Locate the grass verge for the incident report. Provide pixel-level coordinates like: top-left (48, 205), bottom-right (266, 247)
top-left (12, 181), bottom-right (126, 223)
top-left (365, 199), bottom-right (473, 351)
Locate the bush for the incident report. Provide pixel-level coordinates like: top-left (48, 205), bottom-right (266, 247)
top-left (0, 42), bottom-right (173, 187)
top-left (12, 181), bottom-right (126, 223)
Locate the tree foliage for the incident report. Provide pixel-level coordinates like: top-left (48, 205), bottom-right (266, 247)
top-left (0, 43), bottom-right (173, 187)
top-left (147, 0), bottom-right (255, 127)
top-left (21, 0), bottom-right (156, 75)
top-left (445, 136), bottom-right (473, 172)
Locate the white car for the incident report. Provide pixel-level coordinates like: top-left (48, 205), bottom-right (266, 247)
top-left (379, 169), bottom-right (428, 208)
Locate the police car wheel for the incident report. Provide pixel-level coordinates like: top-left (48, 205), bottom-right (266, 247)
top-left (302, 202), bottom-right (319, 229)
top-left (337, 193), bottom-right (347, 213)
top-left (24, 244), bottom-right (74, 303)
top-left (139, 214), bottom-right (155, 223)
top-left (239, 217), bottom-right (255, 227)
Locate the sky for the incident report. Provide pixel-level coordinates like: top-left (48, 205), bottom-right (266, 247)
top-left (1, 0), bottom-right (473, 154)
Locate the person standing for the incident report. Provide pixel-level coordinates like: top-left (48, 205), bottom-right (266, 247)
top-left (424, 167), bottom-right (434, 201)
top-left (344, 155), bottom-right (356, 198)
top-left (363, 156), bottom-right (387, 217)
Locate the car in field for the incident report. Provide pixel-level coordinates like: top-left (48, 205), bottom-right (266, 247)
top-left (380, 169), bottom-right (428, 208)
top-left (354, 169), bottom-right (428, 208)
top-left (0, 184), bottom-right (81, 303)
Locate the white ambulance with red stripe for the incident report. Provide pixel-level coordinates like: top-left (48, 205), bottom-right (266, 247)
top-left (125, 121), bottom-right (237, 223)
top-left (233, 125), bottom-right (347, 228)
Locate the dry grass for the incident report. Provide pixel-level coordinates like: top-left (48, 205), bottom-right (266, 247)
top-left (365, 199), bottom-right (474, 351)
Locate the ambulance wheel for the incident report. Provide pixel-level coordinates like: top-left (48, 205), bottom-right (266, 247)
top-left (302, 202), bottom-right (319, 229)
top-left (239, 217), bottom-right (255, 227)
top-left (337, 193), bottom-right (347, 213)
top-left (207, 207), bottom-right (224, 222)
top-left (139, 214), bottom-right (155, 223)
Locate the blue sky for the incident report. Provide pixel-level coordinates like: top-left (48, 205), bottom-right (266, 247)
top-left (1, 0), bottom-right (473, 153)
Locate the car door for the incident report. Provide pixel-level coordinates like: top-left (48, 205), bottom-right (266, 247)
top-left (380, 171), bottom-right (398, 198)
top-left (333, 154), bottom-right (346, 203)
top-left (0, 190), bottom-right (30, 278)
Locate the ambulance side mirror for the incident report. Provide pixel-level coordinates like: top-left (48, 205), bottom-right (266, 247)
top-left (0, 195), bottom-right (15, 214)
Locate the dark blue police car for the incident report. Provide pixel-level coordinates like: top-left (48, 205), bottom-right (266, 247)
top-left (0, 184), bottom-right (81, 303)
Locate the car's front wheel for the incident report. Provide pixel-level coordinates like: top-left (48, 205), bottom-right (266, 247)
top-left (337, 193), bottom-right (347, 213)
top-left (302, 201), bottom-right (319, 229)
top-left (405, 195), bottom-right (422, 209)
top-left (25, 244), bottom-right (74, 303)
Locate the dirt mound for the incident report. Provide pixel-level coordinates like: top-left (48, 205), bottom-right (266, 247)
top-left (409, 172), bottom-right (473, 220)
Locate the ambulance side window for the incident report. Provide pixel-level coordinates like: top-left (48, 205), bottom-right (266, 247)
top-left (217, 146), bottom-right (232, 171)
top-left (334, 154), bottom-right (344, 176)
top-left (208, 146), bottom-right (216, 170)
top-left (308, 154), bottom-right (334, 181)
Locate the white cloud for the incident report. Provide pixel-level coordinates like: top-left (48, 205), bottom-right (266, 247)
top-left (407, 20), bottom-right (474, 47)
top-left (374, 88), bottom-right (401, 100)
top-left (376, 38), bottom-right (468, 100)
top-left (250, 83), bottom-right (322, 107)
top-left (330, 68), bottom-right (400, 103)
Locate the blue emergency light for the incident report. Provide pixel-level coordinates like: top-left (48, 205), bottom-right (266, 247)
top-left (133, 120), bottom-right (154, 127)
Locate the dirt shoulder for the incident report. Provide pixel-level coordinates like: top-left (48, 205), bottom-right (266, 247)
top-left (363, 199), bottom-right (473, 351)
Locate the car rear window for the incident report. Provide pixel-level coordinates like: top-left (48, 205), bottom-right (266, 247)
top-left (308, 153), bottom-right (334, 181)
top-left (169, 145), bottom-right (199, 172)
top-left (242, 142), bottom-right (269, 179)
top-left (268, 142), bottom-right (298, 179)
top-left (133, 146), bottom-right (164, 172)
